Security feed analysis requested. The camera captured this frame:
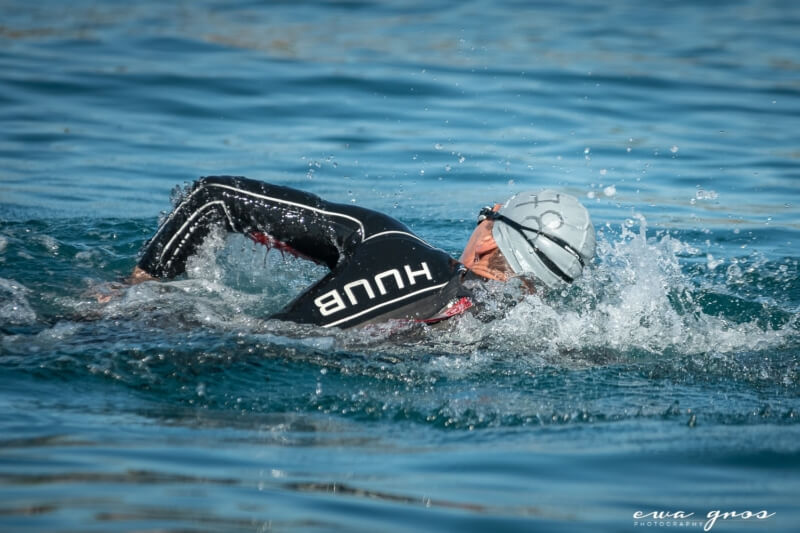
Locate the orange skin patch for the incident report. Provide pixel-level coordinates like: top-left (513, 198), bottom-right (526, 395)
top-left (130, 266), bottom-right (156, 284)
top-left (458, 204), bottom-right (514, 282)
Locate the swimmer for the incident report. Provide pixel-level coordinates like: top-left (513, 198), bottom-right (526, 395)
top-left (129, 176), bottom-right (595, 328)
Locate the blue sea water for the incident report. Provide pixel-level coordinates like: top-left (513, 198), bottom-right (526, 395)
top-left (1, 0), bottom-right (799, 531)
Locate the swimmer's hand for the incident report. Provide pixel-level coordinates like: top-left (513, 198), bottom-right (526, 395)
top-left (92, 281), bottom-right (126, 304)
top-left (129, 266), bottom-right (156, 285)
top-left (93, 267), bottom-right (157, 304)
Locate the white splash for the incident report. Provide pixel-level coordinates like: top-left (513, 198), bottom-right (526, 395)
top-left (695, 189), bottom-right (718, 200)
top-left (0, 278), bottom-right (37, 325)
top-left (439, 216), bottom-right (796, 360)
top-left (35, 235), bottom-right (60, 255)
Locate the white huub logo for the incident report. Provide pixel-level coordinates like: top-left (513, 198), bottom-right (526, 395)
top-left (314, 262), bottom-right (433, 316)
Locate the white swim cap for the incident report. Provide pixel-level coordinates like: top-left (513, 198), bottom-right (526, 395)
top-left (488, 190), bottom-right (596, 287)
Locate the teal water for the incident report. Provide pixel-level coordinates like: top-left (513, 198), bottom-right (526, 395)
top-left (1, 1), bottom-right (799, 531)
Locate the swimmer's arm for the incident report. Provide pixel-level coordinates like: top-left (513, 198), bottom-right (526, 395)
top-left (134, 176), bottom-right (384, 279)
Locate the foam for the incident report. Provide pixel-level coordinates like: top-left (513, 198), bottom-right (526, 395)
top-left (434, 216), bottom-right (797, 361)
top-left (0, 278), bottom-right (37, 326)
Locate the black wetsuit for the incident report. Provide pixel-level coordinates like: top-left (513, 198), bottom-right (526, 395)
top-left (138, 176), bottom-right (477, 328)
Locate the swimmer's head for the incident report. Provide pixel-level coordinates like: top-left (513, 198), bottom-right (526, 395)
top-left (461, 190), bottom-right (595, 287)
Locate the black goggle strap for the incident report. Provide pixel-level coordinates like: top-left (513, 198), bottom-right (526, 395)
top-left (477, 207), bottom-right (583, 283)
top-left (476, 206), bottom-right (497, 224)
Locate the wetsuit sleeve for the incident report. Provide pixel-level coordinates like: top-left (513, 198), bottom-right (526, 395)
top-left (137, 176), bottom-right (397, 278)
